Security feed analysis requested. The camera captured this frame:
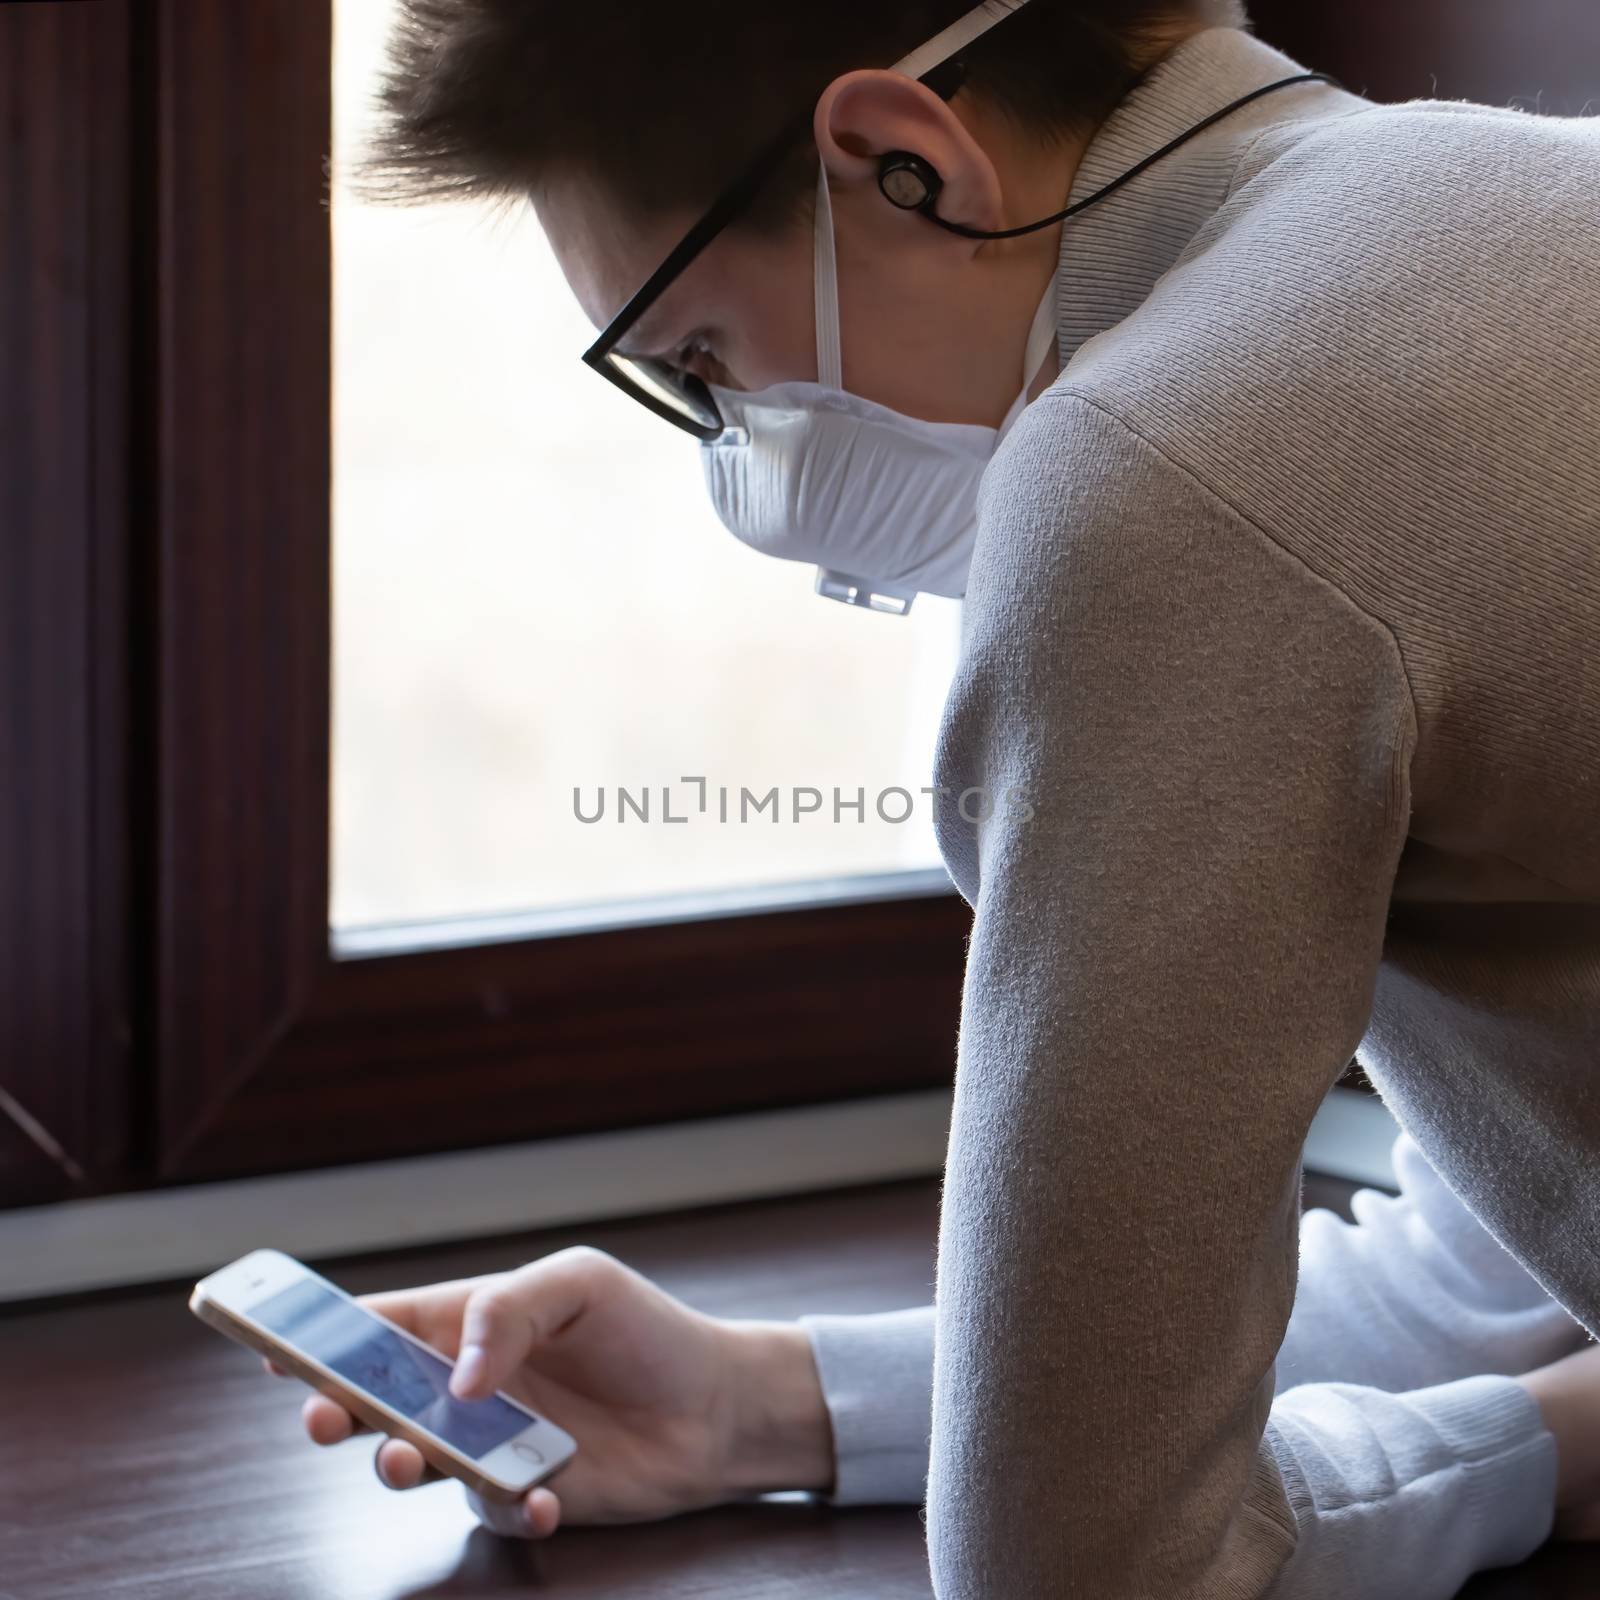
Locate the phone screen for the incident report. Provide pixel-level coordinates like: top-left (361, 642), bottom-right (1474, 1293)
top-left (252, 1278), bottom-right (534, 1459)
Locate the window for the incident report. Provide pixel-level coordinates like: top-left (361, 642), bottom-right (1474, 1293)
top-left (331, 0), bottom-right (962, 929)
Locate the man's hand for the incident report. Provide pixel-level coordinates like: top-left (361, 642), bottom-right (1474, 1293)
top-left (270, 1245), bottom-right (836, 1537)
top-left (1516, 1340), bottom-right (1600, 1541)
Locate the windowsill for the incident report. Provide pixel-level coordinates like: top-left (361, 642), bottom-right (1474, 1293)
top-left (0, 1087), bottom-right (1399, 1304)
top-left (333, 868), bottom-right (959, 959)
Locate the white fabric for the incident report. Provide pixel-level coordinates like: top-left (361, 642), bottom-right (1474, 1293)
top-left (812, 160), bottom-right (844, 391)
top-left (699, 161), bottom-right (1057, 603)
top-left (699, 379), bottom-right (1000, 600)
top-left (889, 0), bottom-right (1036, 86)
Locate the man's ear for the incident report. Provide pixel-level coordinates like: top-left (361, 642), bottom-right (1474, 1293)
top-left (812, 69), bottom-right (1005, 241)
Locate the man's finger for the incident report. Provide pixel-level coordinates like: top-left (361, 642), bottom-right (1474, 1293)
top-left (463, 1484), bottom-right (560, 1539)
top-left (374, 1438), bottom-right (441, 1490)
top-left (302, 1393), bottom-right (370, 1445)
top-left (522, 1487), bottom-right (562, 1538)
top-left (451, 1247), bottom-right (615, 1400)
top-left (355, 1275), bottom-right (500, 1350)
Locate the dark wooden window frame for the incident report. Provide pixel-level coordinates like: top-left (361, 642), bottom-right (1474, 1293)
top-left (3, 1), bottom-right (137, 1208)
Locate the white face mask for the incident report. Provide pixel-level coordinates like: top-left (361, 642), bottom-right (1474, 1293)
top-left (700, 162), bottom-right (1059, 613)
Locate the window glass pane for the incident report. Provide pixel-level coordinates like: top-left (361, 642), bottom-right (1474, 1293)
top-left (331, 0), bottom-right (961, 931)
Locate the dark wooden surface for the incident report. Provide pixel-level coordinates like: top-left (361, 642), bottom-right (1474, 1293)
top-left (2, 1171), bottom-right (1597, 1597)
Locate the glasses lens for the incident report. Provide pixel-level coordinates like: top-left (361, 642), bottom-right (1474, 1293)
top-left (605, 353), bottom-right (723, 437)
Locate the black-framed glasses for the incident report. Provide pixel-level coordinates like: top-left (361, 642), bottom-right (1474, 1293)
top-left (580, 47), bottom-right (977, 441)
top-left (580, 105), bottom-right (815, 442)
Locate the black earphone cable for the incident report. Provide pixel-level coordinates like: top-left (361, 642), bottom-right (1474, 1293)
top-left (915, 71), bottom-right (1339, 242)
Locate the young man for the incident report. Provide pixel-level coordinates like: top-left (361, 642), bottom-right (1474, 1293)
top-left (293, 2), bottom-right (1600, 1593)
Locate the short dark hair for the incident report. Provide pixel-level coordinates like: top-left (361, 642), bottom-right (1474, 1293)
top-left (357, 0), bottom-right (1243, 228)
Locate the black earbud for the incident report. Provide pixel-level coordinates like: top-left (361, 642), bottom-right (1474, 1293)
top-left (877, 151), bottom-right (945, 217)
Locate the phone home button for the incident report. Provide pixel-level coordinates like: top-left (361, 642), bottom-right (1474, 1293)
top-left (513, 1442), bottom-right (546, 1465)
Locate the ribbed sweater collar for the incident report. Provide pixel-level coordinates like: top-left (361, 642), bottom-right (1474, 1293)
top-left (1055, 27), bottom-right (1357, 368)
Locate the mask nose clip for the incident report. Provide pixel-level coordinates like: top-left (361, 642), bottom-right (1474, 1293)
top-left (814, 569), bottom-right (916, 616)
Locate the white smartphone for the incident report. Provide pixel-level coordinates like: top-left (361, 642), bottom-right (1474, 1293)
top-left (189, 1248), bottom-right (578, 1503)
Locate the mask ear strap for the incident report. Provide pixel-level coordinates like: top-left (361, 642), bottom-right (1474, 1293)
top-left (1023, 269), bottom-right (1060, 388)
top-left (814, 159), bottom-right (844, 390)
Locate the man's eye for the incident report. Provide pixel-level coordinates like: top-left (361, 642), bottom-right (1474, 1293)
top-left (671, 337), bottom-right (721, 385)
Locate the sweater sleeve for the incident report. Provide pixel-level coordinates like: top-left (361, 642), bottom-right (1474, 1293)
top-left (921, 395), bottom-right (1553, 1599)
top-left (793, 1124), bottom-right (1582, 1513)
top-left (797, 1306), bottom-right (938, 1505)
